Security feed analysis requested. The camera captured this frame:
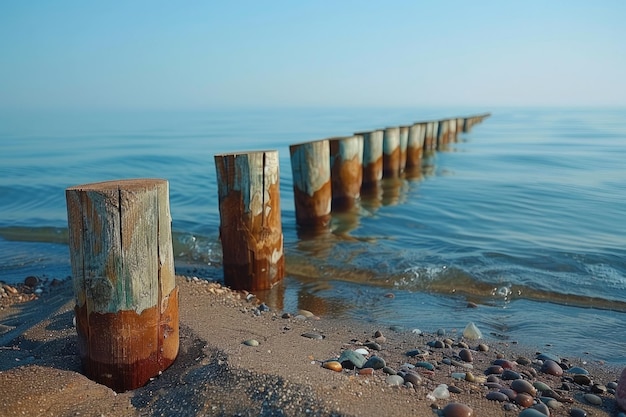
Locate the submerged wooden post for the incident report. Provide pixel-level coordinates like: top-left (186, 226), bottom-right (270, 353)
top-left (406, 122), bottom-right (425, 169)
top-left (437, 119), bottom-right (449, 149)
top-left (329, 135), bottom-right (363, 211)
top-left (65, 178), bottom-right (179, 392)
top-left (215, 151), bottom-right (284, 291)
top-left (358, 129), bottom-right (384, 191)
top-left (383, 126), bottom-right (401, 178)
top-left (289, 140), bottom-right (332, 230)
top-left (448, 118), bottom-right (457, 142)
top-left (424, 121), bottom-right (438, 152)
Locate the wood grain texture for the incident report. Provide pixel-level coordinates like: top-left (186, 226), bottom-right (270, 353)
top-left (329, 135), bottom-right (363, 210)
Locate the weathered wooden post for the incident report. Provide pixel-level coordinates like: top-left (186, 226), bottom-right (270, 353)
top-left (424, 121), bottom-right (438, 152)
top-left (406, 122), bottom-right (425, 169)
top-left (289, 140), bottom-right (332, 231)
top-left (358, 129), bottom-right (384, 192)
top-left (448, 118), bottom-right (457, 143)
top-left (437, 119), bottom-right (448, 149)
top-left (329, 135), bottom-right (363, 211)
top-left (456, 117), bottom-right (464, 137)
top-left (66, 178), bottom-right (179, 392)
top-left (214, 150), bottom-right (284, 291)
top-left (383, 126), bottom-right (401, 178)
top-left (399, 125), bottom-right (409, 174)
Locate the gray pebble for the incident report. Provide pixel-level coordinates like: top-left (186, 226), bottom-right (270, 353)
top-left (243, 339), bottom-right (259, 347)
top-left (583, 393), bottom-right (602, 406)
top-left (386, 375), bottom-right (404, 386)
top-left (363, 356), bottom-right (386, 370)
top-left (301, 332), bottom-right (324, 340)
top-left (569, 408), bottom-right (587, 417)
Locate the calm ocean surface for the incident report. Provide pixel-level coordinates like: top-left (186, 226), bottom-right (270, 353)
top-left (1, 107), bottom-right (625, 364)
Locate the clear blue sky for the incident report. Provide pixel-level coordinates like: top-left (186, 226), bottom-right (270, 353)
top-left (1, 1), bottom-right (625, 110)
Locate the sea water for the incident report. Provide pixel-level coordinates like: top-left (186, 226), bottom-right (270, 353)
top-left (1, 107), bottom-right (625, 364)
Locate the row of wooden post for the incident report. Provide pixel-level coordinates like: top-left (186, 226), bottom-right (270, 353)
top-left (63, 113), bottom-right (488, 392)
top-left (289, 114), bottom-right (490, 230)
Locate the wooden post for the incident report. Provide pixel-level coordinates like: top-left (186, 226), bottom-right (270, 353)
top-left (406, 122), bottom-right (425, 168)
top-left (448, 118), bottom-right (457, 143)
top-left (399, 125), bottom-right (409, 174)
top-left (456, 117), bottom-right (464, 137)
top-left (383, 126), bottom-right (401, 178)
top-left (65, 178), bottom-right (179, 392)
top-left (329, 135), bottom-right (363, 211)
top-left (437, 119), bottom-right (448, 149)
top-left (424, 121), bottom-right (438, 152)
top-left (214, 150), bottom-right (284, 291)
top-left (358, 129), bottom-right (383, 191)
top-left (289, 140), bottom-right (332, 230)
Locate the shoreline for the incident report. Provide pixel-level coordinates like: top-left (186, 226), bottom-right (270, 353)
top-left (0, 276), bottom-right (624, 416)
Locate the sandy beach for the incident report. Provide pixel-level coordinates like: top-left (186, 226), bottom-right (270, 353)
top-left (0, 276), bottom-right (624, 417)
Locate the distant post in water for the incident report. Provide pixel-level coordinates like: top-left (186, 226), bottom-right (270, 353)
top-left (214, 151), bottom-right (284, 291)
top-left (406, 122), bottom-right (425, 169)
top-left (358, 129), bottom-right (384, 191)
top-left (448, 118), bottom-right (457, 142)
top-left (289, 140), bottom-right (332, 230)
top-left (437, 119), bottom-right (449, 149)
top-left (456, 117), bottom-right (465, 137)
top-left (399, 125), bottom-right (409, 174)
top-left (329, 135), bottom-right (363, 211)
top-left (383, 126), bottom-right (401, 178)
top-left (66, 178), bottom-right (179, 392)
top-left (424, 121), bottom-right (438, 152)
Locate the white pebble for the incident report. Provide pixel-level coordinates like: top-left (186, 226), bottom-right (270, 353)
top-left (354, 348), bottom-right (369, 355)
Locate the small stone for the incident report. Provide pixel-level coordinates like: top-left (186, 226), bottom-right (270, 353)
top-left (533, 381), bottom-right (551, 393)
top-left (298, 309), bottom-right (315, 317)
top-left (541, 360), bottom-right (563, 376)
top-left (415, 361), bottom-right (434, 371)
top-left (500, 388), bottom-right (517, 400)
top-left (437, 328), bottom-right (446, 336)
top-left (243, 339), bottom-right (259, 347)
top-left (515, 392), bottom-right (534, 408)
top-left (591, 383), bottom-right (607, 394)
top-left (382, 366), bottom-right (396, 375)
top-left (501, 370), bottom-right (521, 380)
top-left (451, 372), bottom-right (466, 380)
top-left (567, 367), bottom-right (589, 375)
top-left (478, 343), bottom-right (489, 352)
top-left (354, 348), bottom-right (369, 355)
top-left (516, 356), bottom-right (531, 366)
top-left (363, 356), bottom-right (385, 370)
top-left (569, 408), bottom-right (587, 417)
top-left (449, 385), bottom-right (463, 394)
top-left (374, 330), bottom-right (383, 338)
top-left (386, 375), bottom-right (404, 386)
top-left (583, 393), bottom-right (602, 406)
top-left (462, 322), bottom-right (482, 340)
top-left (431, 384), bottom-right (451, 400)
top-left (301, 332), bottom-right (324, 340)
top-left (465, 372), bottom-right (475, 382)
top-left (358, 367), bottom-right (374, 375)
top-left (411, 328), bottom-right (422, 335)
top-left (428, 340), bottom-right (445, 348)
top-left (364, 341), bottom-right (382, 351)
top-left (536, 353), bottom-right (561, 363)
top-left (24, 276), bottom-right (39, 287)
top-left (493, 359), bottom-right (516, 369)
top-left (406, 349), bottom-right (422, 357)
top-left (441, 402), bottom-right (473, 417)
top-left (485, 391), bottom-right (509, 402)
top-left (338, 350), bottom-right (366, 369)
top-left (322, 361), bottom-right (342, 372)
top-left (511, 379), bottom-right (537, 396)
top-left (457, 341), bottom-right (469, 349)
top-left (281, 312), bottom-right (292, 319)
top-left (530, 402), bottom-right (550, 416)
top-left (485, 365), bottom-right (504, 375)
top-left (459, 349), bottom-right (473, 363)
top-left (403, 371), bottom-right (422, 386)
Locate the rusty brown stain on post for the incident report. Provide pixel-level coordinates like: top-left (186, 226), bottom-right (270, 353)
top-left (383, 127), bottom-right (401, 178)
top-left (358, 129), bottom-right (383, 191)
top-left (329, 135), bottom-right (363, 211)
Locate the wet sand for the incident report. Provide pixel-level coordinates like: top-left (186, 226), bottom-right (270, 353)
top-left (0, 276), bottom-right (623, 417)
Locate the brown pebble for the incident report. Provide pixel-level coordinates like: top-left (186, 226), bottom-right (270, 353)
top-left (478, 343), bottom-right (489, 352)
top-left (485, 365), bottom-right (504, 375)
top-left (511, 379), bottom-right (537, 396)
top-left (485, 391), bottom-right (509, 402)
top-left (24, 276), bottom-right (39, 287)
top-left (459, 349), bottom-right (473, 363)
top-left (515, 392), bottom-right (534, 408)
top-left (442, 402), bottom-right (473, 417)
top-left (358, 367), bottom-right (374, 375)
top-left (541, 359), bottom-right (563, 376)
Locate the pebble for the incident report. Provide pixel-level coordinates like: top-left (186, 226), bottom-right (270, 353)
top-left (536, 353), bottom-right (561, 363)
top-left (442, 402), bottom-right (473, 417)
top-left (301, 332), bottom-right (324, 340)
top-left (567, 367), bottom-right (589, 375)
top-left (415, 361), bottom-right (434, 371)
top-left (590, 383), bottom-right (607, 394)
top-left (363, 356), bottom-right (386, 370)
top-left (516, 356), bottom-right (531, 366)
top-left (411, 328), bottom-right (422, 335)
top-left (541, 360), bottom-right (563, 376)
top-left (322, 361), bottom-right (342, 372)
top-left (511, 379), bottom-right (537, 396)
top-left (533, 381), bottom-right (551, 393)
top-left (485, 391), bottom-right (509, 402)
top-left (386, 375), bottom-right (404, 386)
top-left (338, 350), bottom-right (366, 369)
top-left (618, 367), bottom-right (626, 410)
top-left (493, 359), bottom-right (516, 369)
top-left (298, 309), bottom-right (315, 318)
top-left (569, 408), bottom-right (587, 417)
top-left (406, 349), bottom-right (423, 357)
top-left (530, 402), bottom-right (550, 416)
top-left (458, 349), bottom-right (473, 363)
top-left (515, 393), bottom-right (534, 408)
top-left (428, 340), bottom-right (446, 348)
top-left (24, 276), bottom-right (39, 287)
top-left (485, 365), bottom-right (504, 375)
top-left (382, 366), bottom-right (396, 375)
top-left (478, 343), bottom-right (489, 352)
top-left (243, 339), bottom-right (259, 346)
top-left (583, 393), bottom-right (602, 406)
top-left (431, 384), bottom-right (451, 400)
top-left (403, 371), bottom-right (422, 386)
top-left (358, 367), bottom-right (374, 375)
top-left (364, 341), bottom-right (382, 351)
top-left (354, 348), bottom-right (369, 356)
top-left (502, 370), bottom-right (521, 380)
